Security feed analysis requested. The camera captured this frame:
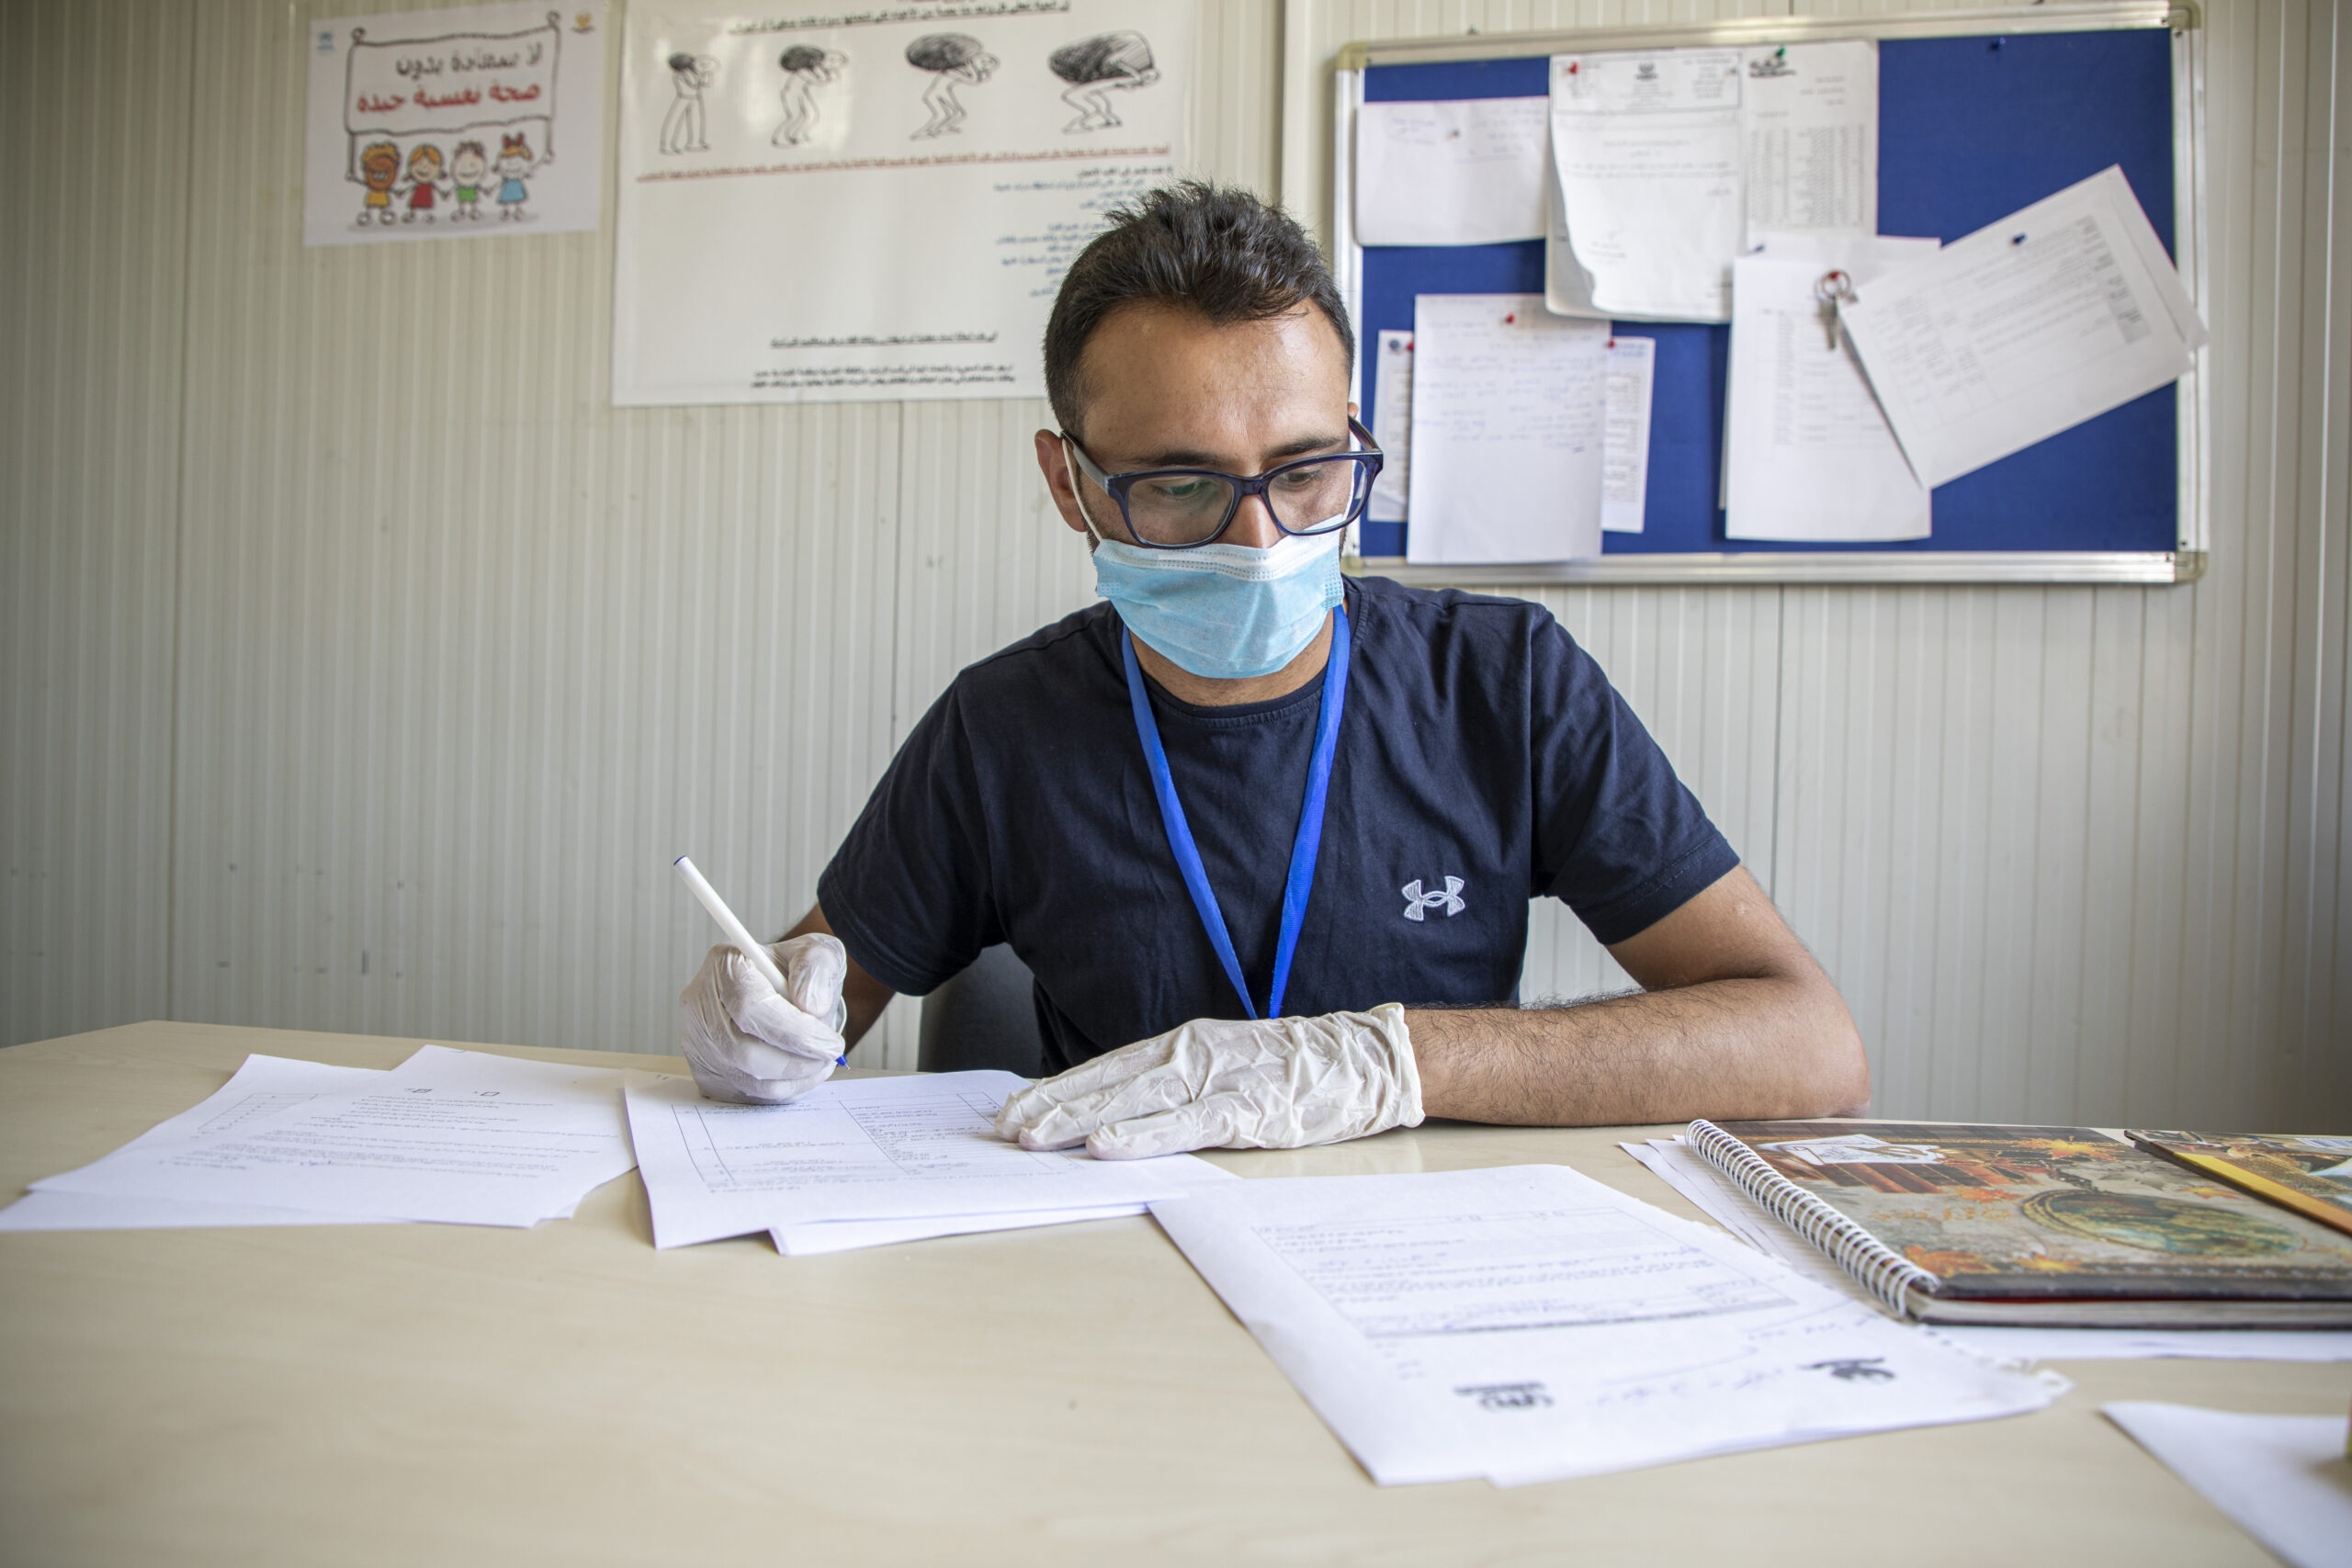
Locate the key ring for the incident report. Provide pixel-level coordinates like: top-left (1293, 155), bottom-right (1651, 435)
top-left (1815, 269), bottom-right (1858, 352)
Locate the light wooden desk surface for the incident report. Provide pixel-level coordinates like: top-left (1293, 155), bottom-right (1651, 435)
top-left (2, 1021), bottom-right (2342, 1567)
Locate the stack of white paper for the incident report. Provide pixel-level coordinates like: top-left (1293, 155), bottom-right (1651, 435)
top-left (1622, 1136), bottom-right (2352, 1364)
top-left (0, 1055), bottom-right (405, 1231)
top-left (625, 1069), bottom-right (1234, 1253)
top-left (1149, 1164), bottom-right (2064, 1487)
top-left (24, 1046), bottom-right (639, 1229)
top-left (1838, 164), bottom-right (2207, 489)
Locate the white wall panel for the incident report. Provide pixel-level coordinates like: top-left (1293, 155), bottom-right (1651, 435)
top-left (0, 1), bottom-right (189, 1047)
top-left (164, 0), bottom-right (907, 1061)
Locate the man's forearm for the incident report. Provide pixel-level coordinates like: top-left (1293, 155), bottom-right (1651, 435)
top-left (1404, 973), bottom-right (1868, 1127)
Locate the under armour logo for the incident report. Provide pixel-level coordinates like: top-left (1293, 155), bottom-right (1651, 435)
top-left (1401, 876), bottom-right (1465, 921)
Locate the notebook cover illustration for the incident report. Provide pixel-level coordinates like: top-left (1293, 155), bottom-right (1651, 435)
top-left (1712, 1122), bottom-right (2352, 1301)
top-left (2128, 1132), bottom-right (2352, 1240)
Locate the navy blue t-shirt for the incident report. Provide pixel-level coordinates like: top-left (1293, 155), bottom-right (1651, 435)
top-left (818, 576), bottom-right (1738, 1074)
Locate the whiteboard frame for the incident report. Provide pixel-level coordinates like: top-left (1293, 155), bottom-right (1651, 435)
top-left (1335, 1), bottom-right (2209, 587)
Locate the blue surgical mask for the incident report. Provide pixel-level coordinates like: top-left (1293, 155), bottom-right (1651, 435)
top-left (1091, 531), bottom-right (1343, 681)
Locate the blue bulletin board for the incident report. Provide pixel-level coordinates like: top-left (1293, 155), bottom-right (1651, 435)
top-left (1337, 4), bottom-right (2207, 584)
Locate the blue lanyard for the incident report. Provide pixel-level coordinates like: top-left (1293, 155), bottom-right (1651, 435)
top-left (1119, 608), bottom-right (1351, 1021)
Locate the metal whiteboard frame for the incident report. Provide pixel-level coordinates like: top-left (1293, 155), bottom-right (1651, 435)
top-left (1334, 1), bottom-right (2209, 588)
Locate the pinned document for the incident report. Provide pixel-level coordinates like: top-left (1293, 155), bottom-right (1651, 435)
top-left (1546, 48), bottom-right (1745, 321)
top-left (1837, 165), bottom-right (2207, 489)
top-left (1725, 234), bottom-right (1939, 541)
top-left (1366, 330), bottom-right (1414, 524)
top-left (1740, 41), bottom-right (1877, 240)
top-left (1149, 1165), bottom-right (2064, 1487)
top-left (1405, 294), bottom-right (1609, 565)
top-left (1354, 97), bottom-right (1550, 247)
top-left (1601, 336), bottom-right (1656, 533)
top-left (1546, 41), bottom-right (1879, 323)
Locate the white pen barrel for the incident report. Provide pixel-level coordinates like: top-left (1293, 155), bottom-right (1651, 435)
top-left (673, 856), bottom-right (789, 995)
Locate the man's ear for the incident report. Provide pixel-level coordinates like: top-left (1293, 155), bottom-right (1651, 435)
top-left (1034, 428), bottom-right (1092, 537)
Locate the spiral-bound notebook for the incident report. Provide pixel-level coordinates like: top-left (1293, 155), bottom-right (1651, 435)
top-left (1685, 1121), bottom-right (2352, 1328)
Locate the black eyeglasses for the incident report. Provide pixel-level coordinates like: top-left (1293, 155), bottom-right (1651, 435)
top-left (1062, 418), bottom-right (1385, 548)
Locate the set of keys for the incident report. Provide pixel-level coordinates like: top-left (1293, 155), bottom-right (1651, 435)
top-left (1815, 268), bottom-right (1858, 352)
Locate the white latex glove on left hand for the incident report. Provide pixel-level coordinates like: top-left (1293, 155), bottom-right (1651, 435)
top-left (992, 1004), bottom-right (1422, 1160)
top-left (677, 934), bottom-right (849, 1104)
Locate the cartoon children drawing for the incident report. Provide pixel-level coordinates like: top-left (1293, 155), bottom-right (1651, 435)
top-left (399, 144), bottom-right (448, 223)
top-left (660, 51), bottom-right (718, 153)
top-left (905, 34), bottom-right (996, 140)
top-left (1048, 32), bottom-right (1159, 132)
top-left (774, 45), bottom-right (846, 147)
top-left (492, 132), bottom-right (548, 220)
top-left (448, 141), bottom-right (490, 222)
top-left (356, 140), bottom-right (401, 226)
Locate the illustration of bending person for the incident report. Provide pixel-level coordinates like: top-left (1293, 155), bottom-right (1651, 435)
top-left (660, 51), bottom-right (718, 153)
top-left (905, 33), bottom-right (996, 140)
top-left (1048, 31), bottom-right (1158, 132)
top-left (774, 45), bottom-right (846, 147)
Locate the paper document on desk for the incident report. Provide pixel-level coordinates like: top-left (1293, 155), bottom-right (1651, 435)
top-left (1724, 234), bottom-right (1940, 542)
top-left (1149, 1165), bottom-right (2064, 1487)
top-left (772, 1158), bottom-right (1237, 1256)
top-left (1623, 1137), bottom-right (2352, 1364)
top-left (1405, 294), bottom-right (1609, 565)
top-left (31, 1046), bottom-right (636, 1228)
top-left (627, 1070), bottom-right (1227, 1249)
top-left (2103, 1404), bottom-right (2352, 1568)
top-left (0, 1055), bottom-right (410, 1231)
top-left (1838, 165), bottom-right (2206, 489)
top-left (1355, 97), bottom-right (1549, 247)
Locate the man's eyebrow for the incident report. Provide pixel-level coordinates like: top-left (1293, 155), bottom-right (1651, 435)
top-left (1120, 430), bottom-right (1351, 471)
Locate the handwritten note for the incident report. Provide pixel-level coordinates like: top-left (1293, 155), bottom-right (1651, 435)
top-left (1406, 294), bottom-right (1609, 565)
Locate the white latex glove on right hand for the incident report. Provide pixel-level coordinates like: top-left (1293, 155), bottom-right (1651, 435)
top-left (677, 934), bottom-right (849, 1104)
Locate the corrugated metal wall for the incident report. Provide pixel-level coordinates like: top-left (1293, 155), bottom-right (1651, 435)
top-left (2, 1), bottom-right (2343, 1122)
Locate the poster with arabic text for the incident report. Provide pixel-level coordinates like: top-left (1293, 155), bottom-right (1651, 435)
top-left (304, 3), bottom-right (605, 247)
top-left (613, 0), bottom-right (1195, 404)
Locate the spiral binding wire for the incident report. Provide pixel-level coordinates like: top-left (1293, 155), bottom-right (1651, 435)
top-left (1685, 1119), bottom-right (1940, 1319)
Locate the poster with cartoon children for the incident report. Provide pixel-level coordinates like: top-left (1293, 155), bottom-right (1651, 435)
top-left (303, 3), bottom-right (604, 247)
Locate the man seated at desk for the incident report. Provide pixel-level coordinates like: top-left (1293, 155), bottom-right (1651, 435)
top-left (678, 182), bottom-right (1868, 1157)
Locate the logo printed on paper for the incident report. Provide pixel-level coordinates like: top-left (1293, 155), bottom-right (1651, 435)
top-left (1748, 47), bottom-right (1794, 78)
top-left (1401, 876), bottom-right (1465, 921)
top-left (1455, 1382), bottom-right (1553, 1410)
top-left (1804, 1358), bottom-right (1896, 1382)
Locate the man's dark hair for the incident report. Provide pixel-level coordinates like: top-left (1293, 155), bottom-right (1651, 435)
top-left (1044, 182), bottom-right (1354, 437)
